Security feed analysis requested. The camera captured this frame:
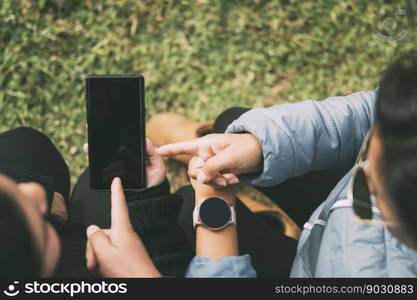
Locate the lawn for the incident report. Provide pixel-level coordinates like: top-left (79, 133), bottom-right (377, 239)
top-left (1, 0), bottom-right (416, 190)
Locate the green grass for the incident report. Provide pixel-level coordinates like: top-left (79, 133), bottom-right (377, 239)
top-left (1, 0), bottom-right (416, 189)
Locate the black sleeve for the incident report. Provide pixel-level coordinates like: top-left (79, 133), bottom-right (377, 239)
top-left (125, 179), bottom-right (193, 277)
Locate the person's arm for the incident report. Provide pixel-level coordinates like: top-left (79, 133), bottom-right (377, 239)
top-left (185, 157), bottom-right (256, 278)
top-left (194, 187), bottom-right (238, 259)
top-left (124, 179), bottom-right (193, 277)
top-left (225, 90), bottom-right (377, 186)
top-left (86, 178), bottom-right (162, 277)
top-left (157, 90), bottom-right (377, 189)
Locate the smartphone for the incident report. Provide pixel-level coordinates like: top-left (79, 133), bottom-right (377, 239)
top-left (85, 75), bottom-right (146, 190)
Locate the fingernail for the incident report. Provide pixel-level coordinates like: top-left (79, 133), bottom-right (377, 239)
top-left (113, 177), bottom-right (121, 185)
top-left (229, 177), bottom-right (239, 185)
top-left (218, 179), bottom-right (227, 187)
top-left (86, 225), bottom-right (99, 237)
top-left (146, 137), bottom-right (153, 146)
top-left (197, 172), bottom-right (207, 183)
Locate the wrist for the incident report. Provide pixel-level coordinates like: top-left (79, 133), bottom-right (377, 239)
top-left (196, 225), bottom-right (238, 258)
top-left (195, 188), bottom-right (236, 206)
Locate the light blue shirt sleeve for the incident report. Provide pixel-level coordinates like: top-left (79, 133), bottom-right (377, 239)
top-left (225, 90), bottom-right (377, 187)
top-left (185, 254), bottom-right (257, 278)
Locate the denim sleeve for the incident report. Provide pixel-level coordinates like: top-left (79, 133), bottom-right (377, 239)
top-left (185, 255), bottom-right (257, 278)
top-left (225, 90), bottom-right (377, 187)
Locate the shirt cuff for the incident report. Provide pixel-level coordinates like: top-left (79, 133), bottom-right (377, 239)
top-left (185, 254), bottom-right (257, 278)
top-left (125, 178), bottom-right (170, 203)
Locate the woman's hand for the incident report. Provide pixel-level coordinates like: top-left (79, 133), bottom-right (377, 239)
top-left (157, 133), bottom-right (263, 188)
top-left (188, 156), bottom-right (237, 205)
top-left (83, 137), bottom-right (166, 188)
top-left (85, 177), bottom-right (161, 277)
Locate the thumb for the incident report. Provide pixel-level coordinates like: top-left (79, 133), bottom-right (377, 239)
top-left (146, 137), bottom-right (158, 160)
top-left (145, 138), bottom-right (166, 187)
top-left (146, 137), bottom-right (164, 168)
top-left (86, 225), bottom-right (113, 261)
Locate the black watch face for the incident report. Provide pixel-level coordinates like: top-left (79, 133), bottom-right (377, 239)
top-left (199, 198), bottom-right (231, 229)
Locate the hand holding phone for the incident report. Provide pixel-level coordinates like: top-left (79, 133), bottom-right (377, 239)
top-left (83, 137), bottom-right (166, 189)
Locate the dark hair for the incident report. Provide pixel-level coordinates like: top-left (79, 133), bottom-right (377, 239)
top-left (376, 54), bottom-right (417, 246)
top-left (0, 190), bottom-right (42, 277)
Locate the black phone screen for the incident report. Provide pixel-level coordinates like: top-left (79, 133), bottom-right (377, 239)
top-left (86, 75), bottom-right (146, 190)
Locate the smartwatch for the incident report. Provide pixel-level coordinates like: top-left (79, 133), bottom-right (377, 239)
top-left (193, 197), bottom-right (236, 230)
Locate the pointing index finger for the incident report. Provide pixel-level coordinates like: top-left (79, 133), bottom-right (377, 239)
top-left (156, 138), bottom-right (202, 157)
top-left (110, 177), bottom-right (133, 235)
